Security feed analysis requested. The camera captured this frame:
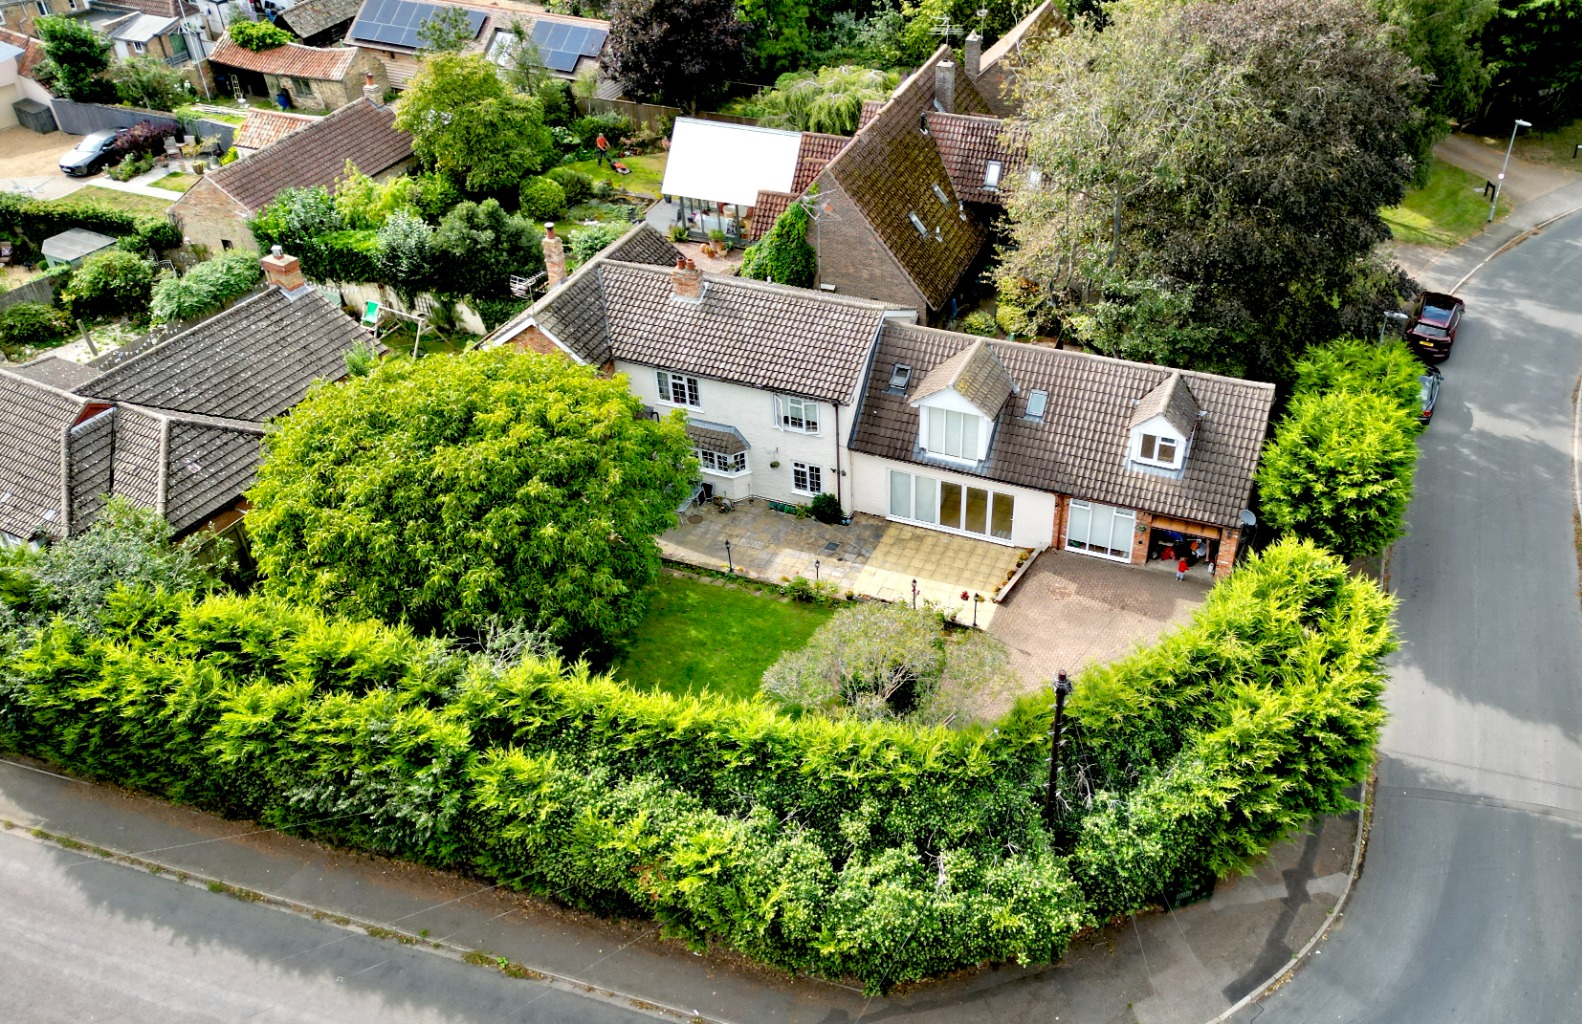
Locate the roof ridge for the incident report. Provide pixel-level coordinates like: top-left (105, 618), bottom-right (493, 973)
top-left (82, 287), bottom-right (287, 394)
top-left (600, 260), bottom-right (899, 312)
top-left (0, 365), bottom-right (92, 405)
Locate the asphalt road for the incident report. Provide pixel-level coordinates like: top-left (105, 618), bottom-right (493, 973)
top-left (0, 830), bottom-right (656, 1024)
top-left (1234, 215), bottom-right (1582, 1019)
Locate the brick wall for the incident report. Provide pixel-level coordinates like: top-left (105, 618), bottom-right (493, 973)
top-left (172, 178), bottom-right (255, 254)
top-left (1049, 492), bottom-right (1068, 550)
top-left (1130, 509), bottom-right (1152, 565)
top-left (1214, 527), bottom-right (1240, 576)
top-left (509, 324), bottom-right (563, 357)
top-left (809, 180), bottom-right (929, 318)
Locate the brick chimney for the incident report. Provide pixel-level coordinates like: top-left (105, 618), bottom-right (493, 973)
top-left (670, 256), bottom-right (703, 302)
top-left (542, 222), bottom-right (566, 289)
top-left (362, 71), bottom-right (381, 105)
top-left (262, 245), bottom-right (306, 293)
top-left (935, 60), bottom-right (956, 113)
top-left (964, 33), bottom-right (982, 78)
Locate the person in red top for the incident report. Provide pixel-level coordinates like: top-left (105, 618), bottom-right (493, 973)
top-left (595, 132), bottom-right (610, 166)
top-left (1176, 557), bottom-right (1189, 581)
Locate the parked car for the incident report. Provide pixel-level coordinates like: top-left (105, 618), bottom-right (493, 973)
top-left (1406, 291), bottom-right (1466, 361)
top-left (1417, 365), bottom-right (1443, 425)
top-left (58, 129), bottom-right (128, 177)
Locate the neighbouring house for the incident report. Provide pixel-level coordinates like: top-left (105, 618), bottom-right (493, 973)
top-left (232, 107), bottom-right (319, 155)
top-left (0, 27), bottom-right (50, 116)
top-left (0, 250), bottom-right (374, 546)
top-left (108, 12), bottom-right (192, 63)
top-left (745, 131), bottom-right (850, 241)
top-left (658, 118), bottom-right (807, 241)
top-left (487, 238), bottom-right (1274, 574)
top-left (345, 0), bottom-right (616, 93)
top-left (963, 0), bottom-right (1066, 117)
top-left (208, 34), bottom-right (385, 111)
top-left (276, 0), bottom-right (361, 46)
top-left (172, 93), bottom-right (412, 254)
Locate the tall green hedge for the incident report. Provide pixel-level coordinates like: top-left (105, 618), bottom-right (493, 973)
top-left (0, 538), bottom-right (1390, 989)
top-left (0, 191), bottom-right (181, 254)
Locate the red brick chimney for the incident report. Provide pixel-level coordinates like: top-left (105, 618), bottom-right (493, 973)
top-left (262, 245), bottom-right (306, 292)
top-left (362, 71), bottom-right (382, 105)
top-left (542, 222), bottom-right (566, 289)
top-left (670, 256), bottom-right (703, 302)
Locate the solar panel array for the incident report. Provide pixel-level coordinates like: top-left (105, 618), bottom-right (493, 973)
top-left (530, 19), bottom-right (607, 73)
top-left (350, 0), bottom-right (485, 50)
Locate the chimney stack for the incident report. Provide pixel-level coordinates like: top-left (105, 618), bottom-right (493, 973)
top-left (964, 33), bottom-right (982, 79)
top-left (363, 71), bottom-right (382, 105)
top-left (670, 256), bottom-right (703, 302)
top-left (935, 60), bottom-right (956, 113)
top-left (262, 245), bottom-right (306, 293)
top-left (542, 222), bottom-right (566, 289)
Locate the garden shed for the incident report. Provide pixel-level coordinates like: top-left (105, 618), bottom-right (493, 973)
top-left (659, 118), bottom-right (803, 239)
top-left (41, 228), bottom-right (118, 268)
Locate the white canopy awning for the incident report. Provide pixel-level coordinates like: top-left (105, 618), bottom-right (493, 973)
top-left (659, 117), bottom-right (802, 209)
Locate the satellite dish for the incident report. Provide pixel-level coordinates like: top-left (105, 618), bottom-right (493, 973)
top-left (1238, 509), bottom-right (1257, 527)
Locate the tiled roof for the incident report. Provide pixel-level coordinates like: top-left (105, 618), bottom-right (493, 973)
top-left (852, 325), bottom-right (1275, 527)
top-left (234, 109), bottom-right (321, 151)
top-left (979, 0), bottom-right (1062, 72)
top-left (9, 354), bottom-right (101, 391)
top-left (277, 0), bottom-right (363, 39)
top-left (686, 420), bottom-right (748, 455)
top-left (818, 47), bottom-right (988, 311)
top-left (0, 28), bottom-right (48, 79)
top-left (80, 287), bottom-right (370, 420)
top-left (747, 190), bottom-right (794, 241)
top-left (600, 263), bottom-right (893, 404)
top-left (605, 222), bottom-right (682, 265)
top-left (1131, 373), bottom-right (1202, 436)
top-left (196, 97), bottom-right (410, 213)
top-left (68, 409), bottom-right (114, 529)
top-left (925, 112), bottom-right (1023, 204)
top-left (103, 0), bottom-right (180, 19)
top-left (911, 338), bottom-right (1015, 416)
top-left (0, 369), bottom-right (89, 541)
top-left (210, 35), bottom-right (360, 81)
top-left (748, 132), bottom-right (849, 240)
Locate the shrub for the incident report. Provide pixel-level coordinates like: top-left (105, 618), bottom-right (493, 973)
top-left (109, 56), bottom-right (189, 111)
top-left (0, 191), bottom-right (179, 253)
top-left (809, 491), bottom-right (843, 524)
top-left (566, 223), bottom-right (624, 267)
top-left (739, 202), bottom-right (815, 287)
top-left (35, 16), bottom-right (113, 103)
top-left (727, 66), bottom-right (899, 135)
top-left (959, 311), bottom-right (997, 336)
top-left (106, 152), bottom-right (155, 182)
top-left (544, 166), bottom-right (593, 205)
top-left (519, 176), bottom-right (568, 221)
top-left (148, 249), bottom-right (262, 325)
top-left (411, 172), bottom-right (462, 220)
top-left (468, 295), bottom-right (529, 330)
top-left (668, 223), bottom-right (688, 242)
top-left (568, 112), bottom-right (631, 149)
top-left (66, 250), bottom-right (155, 317)
top-left (113, 119), bottom-right (180, 158)
top-left (1292, 337), bottom-right (1422, 414)
top-left (590, 178), bottom-right (615, 199)
top-left (429, 199), bottom-right (541, 297)
top-left (228, 20), bottom-right (294, 50)
top-left (376, 210), bottom-right (435, 301)
top-left (0, 302), bottom-right (70, 351)
top-left (306, 229), bottom-right (381, 283)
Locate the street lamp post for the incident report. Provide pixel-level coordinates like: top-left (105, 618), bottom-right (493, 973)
top-left (1489, 118), bottom-right (1533, 223)
top-left (1042, 671), bottom-right (1072, 832)
top-left (1380, 309), bottom-right (1409, 344)
top-left (724, 539), bottom-right (733, 574)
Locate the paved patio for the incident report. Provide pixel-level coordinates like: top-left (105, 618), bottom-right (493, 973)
top-left (659, 500), bottom-right (1028, 628)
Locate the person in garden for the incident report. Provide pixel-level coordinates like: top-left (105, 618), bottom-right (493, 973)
top-left (595, 132), bottom-right (610, 166)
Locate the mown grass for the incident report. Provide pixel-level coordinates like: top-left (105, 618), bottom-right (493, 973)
top-left (613, 573), bottom-right (833, 701)
top-left (1514, 117), bottom-right (1582, 166)
top-left (51, 185), bottom-right (172, 218)
top-left (1382, 160), bottom-right (1509, 247)
top-left (560, 152), bottom-right (667, 199)
top-left (148, 172), bottom-right (198, 193)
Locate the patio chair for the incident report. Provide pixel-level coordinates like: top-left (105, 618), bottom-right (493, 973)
top-left (0, 242), bottom-right (12, 267)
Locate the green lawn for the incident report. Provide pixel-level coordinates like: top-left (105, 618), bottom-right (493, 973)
top-left (1382, 160), bottom-right (1509, 247)
top-left (613, 573), bottom-right (834, 701)
top-left (53, 185), bottom-right (172, 217)
top-left (561, 152), bottom-right (667, 200)
top-left (1515, 118), bottom-right (1582, 166)
top-left (149, 172), bottom-right (198, 193)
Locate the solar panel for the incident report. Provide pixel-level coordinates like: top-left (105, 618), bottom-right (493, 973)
top-left (529, 19), bottom-right (606, 73)
top-left (350, 0), bottom-right (485, 50)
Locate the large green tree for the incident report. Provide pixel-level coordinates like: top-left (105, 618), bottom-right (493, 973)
top-left (1003, 0), bottom-right (1425, 378)
top-left (1478, 0), bottom-right (1582, 123)
top-left (246, 350), bottom-right (694, 646)
top-left (394, 53), bottom-right (555, 194)
top-left (35, 16), bottom-right (113, 102)
top-left (730, 65), bottom-right (900, 134)
top-left (601, 0), bottom-right (747, 112)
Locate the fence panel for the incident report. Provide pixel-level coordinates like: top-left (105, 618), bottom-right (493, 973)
top-left (0, 275), bottom-right (56, 312)
top-left (47, 100), bottom-right (236, 150)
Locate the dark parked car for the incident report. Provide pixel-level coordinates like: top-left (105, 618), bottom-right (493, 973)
top-left (1417, 365), bottom-right (1442, 425)
top-left (1406, 291), bottom-right (1466, 361)
top-left (58, 129), bottom-right (127, 177)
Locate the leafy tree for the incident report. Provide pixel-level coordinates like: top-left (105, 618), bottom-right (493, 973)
top-left (66, 250), bottom-right (154, 317)
top-left (375, 210), bottom-right (434, 303)
top-left (430, 199), bottom-right (541, 297)
top-left (519, 176), bottom-right (567, 220)
top-left (1292, 337), bottom-right (1424, 413)
top-left (246, 350), bottom-right (695, 645)
top-left (36, 16), bottom-right (113, 102)
top-left (567, 223), bottom-right (625, 267)
top-left (601, 0), bottom-right (748, 112)
top-left (149, 250), bottom-right (262, 325)
top-left (394, 53), bottom-right (555, 194)
top-left (738, 0), bottom-right (813, 76)
top-left (1003, 0), bottom-right (1426, 378)
top-left (762, 602), bottom-right (1019, 724)
top-left (0, 302), bottom-right (70, 354)
top-left (248, 186), bottom-right (341, 253)
top-left (107, 56), bottom-right (190, 111)
top-left (228, 20), bottom-right (294, 50)
top-left (1377, 0), bottom-right (1495, 178)
top-left (740, 201), bottom-right (816, 287)
top-left (1478, 0), bottom-right (1582, 123)
top-left (729, 65), bottom-right (900, 134)
top-left (416, 5), bottom-right (478, 52)
top-left (1256, 391), bottom-right (1419, 560)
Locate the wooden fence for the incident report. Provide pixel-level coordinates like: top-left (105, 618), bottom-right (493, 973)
top-left (0, 275), bottom-right (57, 312)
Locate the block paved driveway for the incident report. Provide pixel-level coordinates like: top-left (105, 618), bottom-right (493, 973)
top-left (989, 548), bottom-right (1210, 698)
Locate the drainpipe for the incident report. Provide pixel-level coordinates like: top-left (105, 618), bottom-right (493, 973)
top-left (833, 401), bottom-right (843, 511)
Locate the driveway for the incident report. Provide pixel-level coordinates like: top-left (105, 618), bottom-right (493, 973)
top-left (0, 127), bottom-right (88, 200)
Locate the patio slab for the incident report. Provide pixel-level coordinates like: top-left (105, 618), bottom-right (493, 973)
top-left (659, 500), bottom-right (1028, 628)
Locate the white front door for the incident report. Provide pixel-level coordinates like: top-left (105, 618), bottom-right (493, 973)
top-left (1065, 500), bottom-right (1135, 561)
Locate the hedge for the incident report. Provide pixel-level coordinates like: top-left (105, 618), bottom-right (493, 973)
top-left (0, 191), bottom-right (181, 254)
top-left (0, 538), bottom-right (1390, 989)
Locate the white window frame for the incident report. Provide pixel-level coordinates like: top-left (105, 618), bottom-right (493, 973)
top-left (888, 469), bottom-right (1016, 543)
top-left (791, 461), bottom-right (823, 495)
top-left (132, 41), bottom-right (147, 54)
top-left (983, 160), bottom-right (1003, 191)
top-left (35, 0), bottom-right (48, 15)
top-left (908, 212), bottom-right (928, 236)
top-left (1133, 431), bottom-right (1181, 468)
top-left (923, 407), bottom-right (982, 463)
top-left (696, 449), bottom-right (748, 476)
top-left (774, 394), bottom-right (820, 434)
top-left (1065, 500), bottom-right (1136, 561)
top-left (656, 370), bottom-right (701, 409)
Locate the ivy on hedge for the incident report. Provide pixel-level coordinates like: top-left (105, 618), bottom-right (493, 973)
top-left (0, 191), bottom-right (181, 254)
top-left (0, 538), bottom-right (1390, 990)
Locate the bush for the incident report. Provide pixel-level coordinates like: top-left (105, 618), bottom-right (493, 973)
top-left (0, 191), bottom-right (180, 253)
top-left (305, 229), bottom-right (381, 283)
top-left (109, 56), bottom-right (190, 111)
top-left (566, 223), bottom-right (624, 267)
top-left (959, 311), bottom-right (997, 336)
top-left (544, 166), bottom-right (593, 205)
top-left (228, 20), bottom-right (294, 50)
top-left (148, 249), bottom-right (262, 325)
top-left (809, 491), bottom-right (843, 524)
top-left (113, 119), bottom-right (180, 158)
top-left (0, 302), bottom-right (70, 351)
top-left (375, 210), bottom-right (435, 300)
top-left (739, 202), bottom-right (815, 287)
top-left (411, 172), bottom-right (462, 220)
top-left (106, 152), bottom-right (155, 182)
top-left (519, 176), bottom-right (568, 221)
top-left (66, 250), bottom-right (154, 317)
top-left (568, 112), bottom-right (631, 149)
top-left (1292, 337), bottom-right (1422, 414)
top-left (468, 296), bottom-right (529, 330)
top-left (668, 223), bottom-right (688, 242)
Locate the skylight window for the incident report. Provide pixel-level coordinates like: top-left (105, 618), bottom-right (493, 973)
top-left (1028, 167), bottom-right (1043, 187)
top-left (1025, 389), bottom-right (1048, 421)
top-left (889, 363), bottom-right (913, 392)
top-left (908, 212), bottom-right (928, 236)
top-left (983, 160), bottom-right (1003, 191)
top-left (931, 183), bottom-right (951, 206)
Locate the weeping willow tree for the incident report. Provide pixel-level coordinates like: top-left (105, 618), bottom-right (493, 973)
top-left (729, 65), bottom-right (899, 135)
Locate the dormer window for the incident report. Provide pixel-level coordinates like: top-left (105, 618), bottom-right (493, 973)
top-left (1139, 433), bottom-right (1177, 464)
top-left (931, 183), bottom-right (951, 206)
top-left (983, 160), bottom-right (1003, 191)
top-left (908, 212), bottom-right (928, 236)
top-left (926, 407), bottom-right (982, 462)
top-left (919, 112), bottom-right (930, 134)
top-left (888, 363), bottom-right (913, 392)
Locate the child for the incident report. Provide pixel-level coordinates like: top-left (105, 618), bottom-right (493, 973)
top-left (1176, 556), bottom-right (1188, 581)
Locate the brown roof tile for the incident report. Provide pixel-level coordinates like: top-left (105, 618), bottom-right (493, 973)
top-left (685, 420), bottom-right (749, 455)
top-left (1131, 372), bottom-right (1202, 436)
top-left (196, 97), bottom-right (411, 214)
top-left (0, 28), bottom-right (47, 79)
top-left (979, 0), bottom-right (1063, 72)
top-left (748, 190), bottom-right (794, 241)
top-left (277, 0), bottom-right (363, 39)
top-left (925, 112), bottom-right (1024, 204)
top-left (749, 132), bottom-right (849, 240)
top-left (911, 338), bottom-right (1015, 416)
top-left (852, 325), bottom-right (1274, 527)
top-left (234, 109), bottom-right (321, 151)
top-left (210, 35), bottom-right (359, 81)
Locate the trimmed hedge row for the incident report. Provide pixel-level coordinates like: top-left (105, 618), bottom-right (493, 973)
top-left (0, 538), bottom-right (1390, 989)
top-left (0, 191), bottom-right (181, 254)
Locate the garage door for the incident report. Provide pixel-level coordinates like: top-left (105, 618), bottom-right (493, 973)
top-left (1065, 499), bottom-right (1136, 561)
top-left (0, 86), bottom-right (18, 131)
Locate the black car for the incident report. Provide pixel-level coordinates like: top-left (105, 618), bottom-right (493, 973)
top-left (58, 129), bottom-right (127, 177)
top-left (1417, 365), bottom-right (1443, 426)
top-left (1405, 291), bottom-right (1466, 362)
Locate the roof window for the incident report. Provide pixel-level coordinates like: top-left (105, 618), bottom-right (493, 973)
top-left (931, 183), bottom-right (951, 206)
top-left (908, 212), bottom-right (928, 237)
top-left (983, 160), bottom-right (1003, 191)
top-left (1025, 389), bottom-right (1048, 421)
top-left (889, 363), bottom-right (913, 392)
top-left (1028, 167), bottom-right (1043, 187)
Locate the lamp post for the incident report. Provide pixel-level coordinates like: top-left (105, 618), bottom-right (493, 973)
top-left (911, 578), bottom-right (919, 609)
top-left (814, 559), bottom-right (820, 583)
top-left (1379, 309), bottom-right (1409, 344)
top-left (1489, 119), bottom-right (1533, 223)
top-left (724, 539), bottom-right (733, 574)
top-left (1043, 671), bottom-right (1072, 832)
